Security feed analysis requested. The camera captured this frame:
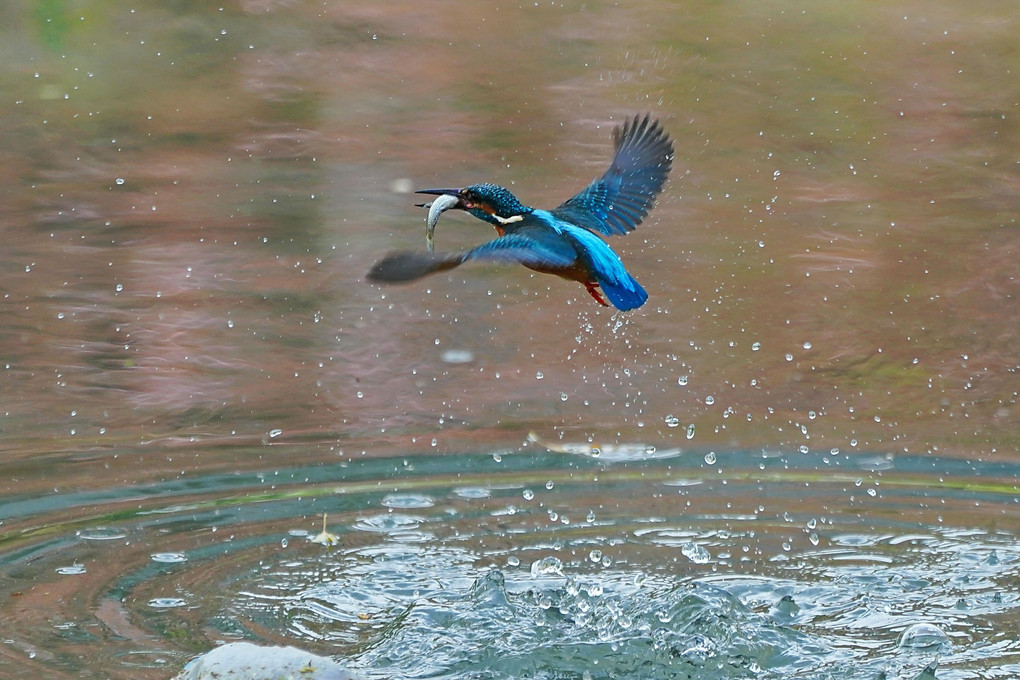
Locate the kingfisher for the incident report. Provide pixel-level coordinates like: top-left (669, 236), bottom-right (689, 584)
top-left (368, 114), bottom-right (673, 310)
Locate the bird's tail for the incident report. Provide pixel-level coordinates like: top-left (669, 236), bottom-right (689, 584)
top-left (598, 273), bottom-right (647, 311)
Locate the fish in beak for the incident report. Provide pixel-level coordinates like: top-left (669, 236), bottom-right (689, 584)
top-left (416, 189), bottom-right (462, 252)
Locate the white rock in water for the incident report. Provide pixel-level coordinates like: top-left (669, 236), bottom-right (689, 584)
top-left (173, 642), bottom-right (362, 680)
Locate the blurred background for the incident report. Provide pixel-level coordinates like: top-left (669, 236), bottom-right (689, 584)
top-left (0, 1), bottom-right (1016, 678)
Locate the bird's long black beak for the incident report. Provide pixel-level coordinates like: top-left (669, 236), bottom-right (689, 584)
top-left (414, 188), bottom-right (463, 208)
top-left (416, 188), bottom-right (462, 196)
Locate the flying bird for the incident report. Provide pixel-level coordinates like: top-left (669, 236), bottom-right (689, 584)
top-left (368, 114), bottom-right (673, 310)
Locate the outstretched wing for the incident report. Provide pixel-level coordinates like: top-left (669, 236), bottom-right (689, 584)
top-left (366, 250), bottom-right (464, 282)
top-left (551, 114), bottom-right (674, 237)
top-left (367, 231), bottom-right (576, 283)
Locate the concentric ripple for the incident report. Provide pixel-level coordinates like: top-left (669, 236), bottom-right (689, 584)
top-left (0, 449), bottom-right (1018, 679)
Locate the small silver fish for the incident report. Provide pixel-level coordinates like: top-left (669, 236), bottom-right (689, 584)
top-left (425, 193), bottom-right (460, 252)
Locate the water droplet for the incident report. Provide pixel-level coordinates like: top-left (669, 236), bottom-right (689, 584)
top-left (588, 549), bottom-right (603, 563)
top-left (530, 556), bottom-right (564, 578)
top-left (115, 177), bottom-right (125, 185)
top-left (545, 480), bottom-right (555, 490)
top-left (381, 494), bottom-right (435, 509)
top-left (55, 563), bottom-right (86, 575)
top-left (677, 375), bottom-right (689, 386)
top-left (441, 349), bottom-right (474, 364)
top-left (751, 342), bottom-right (761, 351)
top-left (704, 451), bottom-right (716, 465)
top-left (664, 414), bottom-right (680, 428)
top-left (704, 395), bottom-right (715, 405)
top-left (535, 371), bottom-right (544, 380)
top-left (681, 542), bottom-right (712, 564)
top-left (685, 424), bottom-right (696, 440)
top-left (454, 487), bottom-right (491, 499)
top-left (268, 428), bottom-right (283, 439)
top-left (77, 527), bottom-right (127, 541)
top-left (522, 489), bottom-right (535, 501)
top-left (898, 623), bottom-right (950, 650)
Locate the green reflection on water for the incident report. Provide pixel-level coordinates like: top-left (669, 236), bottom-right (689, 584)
top-left (33, 0), bottom-right (70, 52)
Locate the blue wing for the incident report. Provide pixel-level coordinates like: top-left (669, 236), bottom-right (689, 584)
top-left (367, 230), bottom-right (576, 283)
top-left (464, 231), bottom-right (577, 270)
top-left (551, 114), bottom-right (673, 237)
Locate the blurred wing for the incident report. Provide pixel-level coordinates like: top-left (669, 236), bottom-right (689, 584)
top-left (367, 231), bottom-right (576, 283)
top-left (367, 251), bottom-right (464, 282)
top-left (552, 114), bottom-right (674, 236)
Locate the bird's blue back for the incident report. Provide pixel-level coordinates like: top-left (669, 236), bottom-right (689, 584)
top-left (525, 209), bottom-right (648, 310)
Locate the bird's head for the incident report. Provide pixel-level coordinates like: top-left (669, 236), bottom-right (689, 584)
top-left (417, 183), bottom-right (531, 227)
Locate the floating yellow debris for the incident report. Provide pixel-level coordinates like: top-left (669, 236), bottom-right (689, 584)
top-left (309, 513), bottom-right (339, 547)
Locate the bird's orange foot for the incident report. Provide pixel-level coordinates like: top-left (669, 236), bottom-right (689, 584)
top-left (584, 281), bottom-right (610, 307)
